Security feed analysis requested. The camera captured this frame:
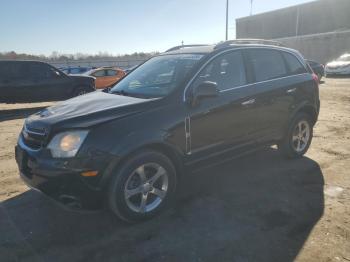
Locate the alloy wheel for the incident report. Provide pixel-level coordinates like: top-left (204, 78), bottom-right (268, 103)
top-left (292, 120), bottom-right (310, 152)
top-left (124, 163), bottom-right (169, 213)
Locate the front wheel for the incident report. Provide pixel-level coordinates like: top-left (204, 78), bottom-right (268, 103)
top-left (108, 150), bottom-right (177, 222)
top-left (72, 87), bottom-right (90, 97)
top-left (278, 113), bottom-right (313, 158)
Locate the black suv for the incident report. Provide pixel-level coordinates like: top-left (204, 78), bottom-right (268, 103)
top-left (0, 60), bottom-right (95, 103)
top-left (15, 41), bottom-right (320, 222)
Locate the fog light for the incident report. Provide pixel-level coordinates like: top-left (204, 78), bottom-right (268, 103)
top-left (81, 171), bottom-right (98, 177)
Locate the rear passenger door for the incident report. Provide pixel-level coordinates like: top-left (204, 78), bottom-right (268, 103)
top-left (245, 48), bottom-right (307, 142)
top-left (105, 69), bottom-right (120, 86)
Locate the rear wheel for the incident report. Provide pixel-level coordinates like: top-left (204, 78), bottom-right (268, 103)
top-left (108, 150), bottom-right (177, 222)
top-left (278, 113), bottom-right (313, 158)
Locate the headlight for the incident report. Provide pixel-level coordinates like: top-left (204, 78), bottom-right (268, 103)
top-left (47, 130), bottom-right (89, 158)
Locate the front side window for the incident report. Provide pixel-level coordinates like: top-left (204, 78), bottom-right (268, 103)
top-left (192, 51), bottom-right (247, 91)
top-left (283, 52), bottom-right (307, 75)
top-left (28, 63), bottom-right (59, 80)
top-left (248, 49), bottom-right (287, 82)
top-left (110, 54), bottom-right (204, 98)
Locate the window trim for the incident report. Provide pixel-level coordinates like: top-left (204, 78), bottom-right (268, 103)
top-left (183, 46), bottom-right (308, 102)
top-left (219, 72), bottom-right (309, 93)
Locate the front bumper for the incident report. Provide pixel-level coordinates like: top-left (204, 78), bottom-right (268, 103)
top-left (15, 137), bottom-right (116, 209)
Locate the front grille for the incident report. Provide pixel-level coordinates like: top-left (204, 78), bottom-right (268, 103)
top-left (22, 125), bottom-right (46, 150)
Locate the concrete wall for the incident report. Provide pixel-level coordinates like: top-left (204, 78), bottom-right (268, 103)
top-left (236, 0), bottom-right (350, 39)
top-left (235, 0), bottom-right (350, 63)
top-left (277, 30), bottom-right (350, 64)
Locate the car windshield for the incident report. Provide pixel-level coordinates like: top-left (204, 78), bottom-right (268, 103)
top-left (110, 54), bottom-right (204, 98)
top-left (336, 55), bottom-right (350, 62)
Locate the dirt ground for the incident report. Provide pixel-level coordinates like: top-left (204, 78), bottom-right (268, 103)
top-left (0, 78), bottom-right (349, 262)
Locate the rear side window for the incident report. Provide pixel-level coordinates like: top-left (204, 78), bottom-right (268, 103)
top-left (0, 63), bottom-right (19, 80)
top-left (248, 49), bottom-right (287, 82)
top-left (193, 51), bottom-right (247, 91)
top-left (106, 70), bottom-right (117, 76)
top-left (283, 52), bottom-right (307, 75)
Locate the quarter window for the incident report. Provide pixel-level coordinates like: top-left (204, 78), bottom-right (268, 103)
top-left (193, 51), bottom-right (247, 91)
top-left (283, 52), bottom-right (307, 75)
top-left (248, 49), bottom-right (287, 82)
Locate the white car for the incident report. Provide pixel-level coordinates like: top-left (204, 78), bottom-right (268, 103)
top-left (325, 53), bottom-right (350, 76)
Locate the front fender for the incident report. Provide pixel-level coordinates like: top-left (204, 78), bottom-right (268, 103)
top-left (99, 128), bottom-right (184, 189)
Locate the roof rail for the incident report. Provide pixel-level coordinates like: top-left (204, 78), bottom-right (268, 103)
top-left (165, 44), bottom-right (209, 52)
top-left (214, 39), bottom-right (284, 49)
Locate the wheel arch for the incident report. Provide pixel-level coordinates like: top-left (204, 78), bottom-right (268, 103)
top-left (291, 103), bottom-right (318, 126)
top-left (71, 85), bottom-right (94, 96)
top-left (101, 141), bottom-right (185, 189)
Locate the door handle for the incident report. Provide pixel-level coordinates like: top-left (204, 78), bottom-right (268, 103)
top-left (287, 88), bottom-right (297, 94)
top-left (241, 99), bottom-right (256, 106)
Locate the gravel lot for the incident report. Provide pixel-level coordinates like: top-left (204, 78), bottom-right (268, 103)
top-left (0, 78), bottom-right (349, 262)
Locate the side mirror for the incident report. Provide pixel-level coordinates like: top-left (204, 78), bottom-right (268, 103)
top-left (191, 81), bottom-right (219, 106)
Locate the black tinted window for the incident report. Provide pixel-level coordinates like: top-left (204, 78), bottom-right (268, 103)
top-left (0, 63), bottom-right (27, 81)
top-left (28, 63), bottom-right (57, 80)
top-left (284, 52), bottom-right (307, 75)
top-left (194, 51), bottom-right (247, 91)
top-left (249, 49), bottom-right (287, 82)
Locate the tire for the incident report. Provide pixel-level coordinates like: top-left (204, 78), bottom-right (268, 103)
top-left (72, 87), bottom-right (89, 97)
top-left (278, 113), bottom-right (313, 158)
top-left (108, 150), bottom-right (177, 223)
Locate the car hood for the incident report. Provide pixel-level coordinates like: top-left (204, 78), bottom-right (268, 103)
top-left (25, 91), bottom-right (158, 131)
top-left (326, 61), bottom-right (350, 68)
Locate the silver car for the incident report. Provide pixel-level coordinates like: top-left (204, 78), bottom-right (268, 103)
top-left (325, 53), bottom-right (350, 76)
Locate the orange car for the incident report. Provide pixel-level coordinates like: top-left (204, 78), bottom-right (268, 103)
top-left (86, 67), bottom-right (126, 89)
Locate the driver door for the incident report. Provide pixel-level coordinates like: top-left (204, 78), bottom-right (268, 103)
top-left (186, 50), bottom-right (258, 161)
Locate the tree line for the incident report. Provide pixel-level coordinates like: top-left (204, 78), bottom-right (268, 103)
top-left (0, 51), bottom-right (158, 62)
